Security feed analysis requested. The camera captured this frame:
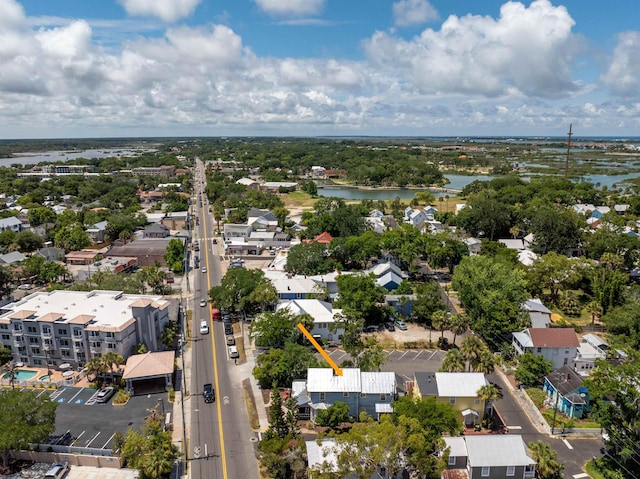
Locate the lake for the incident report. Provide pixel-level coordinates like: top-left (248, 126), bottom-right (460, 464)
top-left (0, 148), bottom-right (157, 168)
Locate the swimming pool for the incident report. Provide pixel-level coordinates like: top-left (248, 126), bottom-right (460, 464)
top-left (2, 369), bottom-right (38, 381)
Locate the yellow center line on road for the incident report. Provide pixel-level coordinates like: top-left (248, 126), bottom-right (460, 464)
top-left (200, 176), bottom-right (228, 479)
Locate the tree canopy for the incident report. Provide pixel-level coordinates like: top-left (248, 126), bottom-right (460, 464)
top-left (209, 268), bottom-right (277, 315)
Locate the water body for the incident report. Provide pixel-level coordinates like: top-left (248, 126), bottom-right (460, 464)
top-left (0, 148), bottom-right (157, 168)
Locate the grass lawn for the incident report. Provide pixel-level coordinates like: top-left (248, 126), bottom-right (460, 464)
top-left (282, 191), bottom-right (317, 208)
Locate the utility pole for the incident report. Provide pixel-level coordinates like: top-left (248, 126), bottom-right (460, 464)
top-left (564, 123), bottom-right (573, 178)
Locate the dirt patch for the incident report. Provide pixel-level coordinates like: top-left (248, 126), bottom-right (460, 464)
top-left (262, 387), bottom-right (271, 405)
top-left (363, 323), bottom-right (461, 349)
top-left (242, 378), bottom-right (260, 430)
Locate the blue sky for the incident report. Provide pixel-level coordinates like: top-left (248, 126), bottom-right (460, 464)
top-left (2, 0), bottom-right (640, 138)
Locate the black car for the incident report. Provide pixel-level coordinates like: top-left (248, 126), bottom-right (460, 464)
top-left (224, 324), bottom-right (233, 335)
top-left (203, 383), bottom-right (215, 403)
top-left (384, 322), bottom-right (396, 332)
top-left (363, 324), bottom-right (379, 333)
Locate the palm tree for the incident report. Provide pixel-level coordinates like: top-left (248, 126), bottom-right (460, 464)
top-left (441, 349), bottom-right (466, 372)
top-left (586, 300), bottom-right (603, 327)
top-left (528, 440), bottom-right (564, 479)
top-left (119, 229), bottom-right (132, 244)
top-left (85, 356), bottom-right (109, 385)
top-left (477, 383), bottom-right (501, 416)
top-left (431, 310), bottom-right (451, 340)
top-left (6, 360), bottom-right (17, 389)
top-left (476, 349), bottom-right (496, 374)
top-left (461, 335), bottom-right (486, 372)
top-left (449, 314), bottom-right (469, 346)
top-left (102, 351), bottom-right (125, 384)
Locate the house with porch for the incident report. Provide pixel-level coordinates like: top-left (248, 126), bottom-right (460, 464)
top-left (293, 368), bottom-right (397, 421)
top-left (412, 372), bottom-right (489, 427)
top-left (543, 366), bottom-right (589, 419)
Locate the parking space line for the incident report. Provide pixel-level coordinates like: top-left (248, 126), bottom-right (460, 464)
top-left (76, 431), bottom-right (86, 442)
top-left (102, 433), bottom-right (116, 449)
top-left (54, 430), bottom-right (71, 445)
top-left (413, 350), bottom-right (424, 359)
top-left (426, 350), bottom-right (439, 360)
top-left (563, 439), bottom-right (574, 450)
top-left (69, 388), bottom-right (86, 403)
top-left (397, 351), bottom-right (410, 360)
top-left (36, 389), bottom-right (49, 398)
top-left (85, 432), bottom-right (101, 447)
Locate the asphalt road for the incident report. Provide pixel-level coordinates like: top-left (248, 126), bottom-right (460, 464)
top-left (188, 160), bottom-right (259, 479)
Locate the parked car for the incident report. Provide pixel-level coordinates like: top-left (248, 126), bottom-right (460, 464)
top-left (96, 387), bottom-right (115, 403)
top-left (228, 345), bottom-right (239, 359)
top-left (394, 320), bottom-right (408, 331)
top-left (363, 324), bottom-right (379, 333)
top-left (385, 322), bottom-right (396, 331)
top-left (44, 462), bottom-right (69, 479)
top-left (224, 323), bottom-right (233, 335)
top-left (203, 383), bottom-right (215, 403)
top-left (226, 335), bottom-right (235, 346)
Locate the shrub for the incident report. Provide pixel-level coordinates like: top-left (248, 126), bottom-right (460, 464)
top-left (525, 388), bottom-right (546, 409)
top-left (113, 390), bottom-right (131, 405)
top-left (168, 388), bottom-right (175, 402)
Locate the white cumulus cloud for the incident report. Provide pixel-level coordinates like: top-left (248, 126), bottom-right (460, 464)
top-left (601, 31), bottom-right (640, 98)
top-left (365, 0), bottom-right (581, 98)
top-left (117, 0), bottom-right (201, 22)
top-left (393, 0), bottom-right (439, 27)
top-left (253, 0), bottom-right (326, 17)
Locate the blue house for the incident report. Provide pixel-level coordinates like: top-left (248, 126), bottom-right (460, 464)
top-left (293, 368), bottom-right (397, 421)
top-left (543, 366), bottom-right (589, 419)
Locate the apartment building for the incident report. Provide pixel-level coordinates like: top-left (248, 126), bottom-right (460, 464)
top-left (0, 290), bottom-right (171, 371)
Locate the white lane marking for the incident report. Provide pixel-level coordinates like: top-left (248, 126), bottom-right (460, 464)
top-left (506, 425), bottom-right (522, 430)
top-left (85, 432), bottom-right (101, 447)
top-left (573, 474), bottom-right (589, 478)
top-left (102, 433), bottom-right (116, 449)
top-left (427, 350), bottom-right (439, 360)
top-left (69, 388), bottom-right (85, 402)
top-left (563, 439), bottom-right (574, 450)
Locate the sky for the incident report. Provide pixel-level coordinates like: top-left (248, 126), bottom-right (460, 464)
top-left (1, 0), bottom-right (640, 139)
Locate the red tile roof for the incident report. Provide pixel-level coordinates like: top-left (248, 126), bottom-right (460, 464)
top-left (529, 328), bottom-right (579, 348)
top-left (313, 232), bottom-right (334, 244)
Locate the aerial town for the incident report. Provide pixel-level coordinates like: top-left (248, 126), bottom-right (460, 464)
top-left (0, 136), bottom-right (638, 479)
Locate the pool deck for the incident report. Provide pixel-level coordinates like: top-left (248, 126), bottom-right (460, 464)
top-left (1, 367), bottom-right (92, 388)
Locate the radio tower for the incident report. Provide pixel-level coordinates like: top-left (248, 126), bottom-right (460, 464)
top-left (564, 124), bottom-right (573, 178)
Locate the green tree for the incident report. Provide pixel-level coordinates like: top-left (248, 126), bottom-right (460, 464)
top-left (267, 384), bottom-right (289, 439)
top-left (449, 313), bottom-right (469, 347)
top-left (412, 281), bottom-right (446, 327)
top-left (284, 241), bottom-right (336, 276)
top-left (514, 352), bottom-right (553, 388)
top-left (477, 384), bottom-right (501, 415)
top-left (40, 261), bottom-right (68, 284)
top-left (0, 389), bottom-right (57, 467)
top-left (316, 401), bottom-right (351, 428)
top-left (253, 342), bottom-right (321, 388)
top-left (54, 223), bottom-right (90, 250)
top-left (424, 233), bottom-right (469, 273)
top-left (250, 310), bottom-right (299, 349)
top-left (585, 354), bottom-right (640, 472)
top-left (527, 252), bottom-right (586, 302)
top-left (524, 204), bottom-right (582, 255)
top-left (528, 440), bottom-right (564, 479)
top-left (452, 255), bottom-right (529, 349)
top-left (334, 274), bottom-right (387, 325)
top-left (164, 238), bottom-right (184, 273)
top-left (441, 349), bottom-right (466, 372)
top-left (431, 310), bottom-right (451, 340)
top-left (15, 230), bottom-right (44, 252)
top-left (301, 179), bottom-right (318, 195)
top-left (210, 268), bottom-right (276, 315)
top-left (591, 265), bottom-right (628, 315)
top-left (27, 206), bottom-right (56, 227)
top-left (456, 190), bottom-right (513, 240)
top-left (460, 335), bottom-right (492, 372)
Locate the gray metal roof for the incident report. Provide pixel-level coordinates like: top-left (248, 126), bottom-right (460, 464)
top-left (435, 372), bottom-right (488, 397)
top-left (361, 371), bottom-right (396, 394)
top-left (443, 437), bottom-right (467, 458)
top-left (307, 368), bottom-right (361, 393)
top-left (465, 436), bottom-right (536, 467)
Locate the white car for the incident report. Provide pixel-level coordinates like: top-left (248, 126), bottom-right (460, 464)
top-left (228, 345), bottom-right (239, 359)
top-left (200, 320), bottom-right (209, 335)
top-left (201, 267), bottom-right (207, 273)
top-left (200, 299), bottom-right (207, 307)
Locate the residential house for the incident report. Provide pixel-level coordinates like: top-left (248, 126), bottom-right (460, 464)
top-left (0, 216), bottom-right (22, 233)
top-left (295, 368), bottom-right (397, 421)
top-left (143, 223), bottom-right (170, 239)
top-left (404, 207), bottom-right (428, 228)
top-left (305, 232), bottom-right (334, 245)
top-left (543, 366), bottom-right (589, 419)
top-left (0, 251), bottom-right (26, 266)
top-left (366, 261), bottom-right (409, 291)
top-left (614, 204), bottom-right (630, 215)
top-left (424, 205), bottom-right (439, 217)
top-left (365, 215), bottom-right (387, 234)
top-left (463, 237), bottom-right (482, 255)
top-left (306, 438), bottom-right (403, 479)
top-left (35, 247), bottom-right (66, 263)
top-left (498, 239), bottom-right (525, 251)
top-left (276, 299), bottom-right (344, 343)
top-left (385, 294), bottom-right (416, 317)
top-left (65, 250), bottom-right (101, 266)
top-left (572, 333), bottom-right (608, 375)
top-left (523, 233), bottom-right (535, 250)
top-left (512, 328), bottom-right (579, 370)
top-left (442, 435), bottom-right (536, 479)
top-left (0, 290), bottom-right (171, 371)
top-left (522, 298), bottom-right (552, 328)
top-left (413, 372), bottom-right (489, 427)
top-left (86, 220), bottom-right (108, 243)
top-left (236, 177), bottom-right (261, 189)
top-left (263, 271), bottom-right (320, 300)
top-left (310, 166), bottom-right (325, 176)
top-left (247, 208), bottom-right (279, 230)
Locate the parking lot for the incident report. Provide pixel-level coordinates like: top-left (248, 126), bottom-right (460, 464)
top-left (322, 348), bottom-right (447, 382)
top-left (22, 387), bottom-right (168, 451)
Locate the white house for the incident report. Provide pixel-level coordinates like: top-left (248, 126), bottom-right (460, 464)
top-left (0, 216), bottom-right (22, 232)
top-left (512, 328), bottom-right (579, 370)
top-left (276, 299), bottom-right (344, 343)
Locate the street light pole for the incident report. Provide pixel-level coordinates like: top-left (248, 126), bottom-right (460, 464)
top-left (551, 388), bottom-right (560, 435)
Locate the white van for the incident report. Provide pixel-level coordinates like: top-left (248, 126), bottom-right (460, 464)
top-left (200, 320), bottom-right (209, 335)
top-left (44, 462), bottom-right (69, 479)
top-left (228, 345), bottom-right (239, 359)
